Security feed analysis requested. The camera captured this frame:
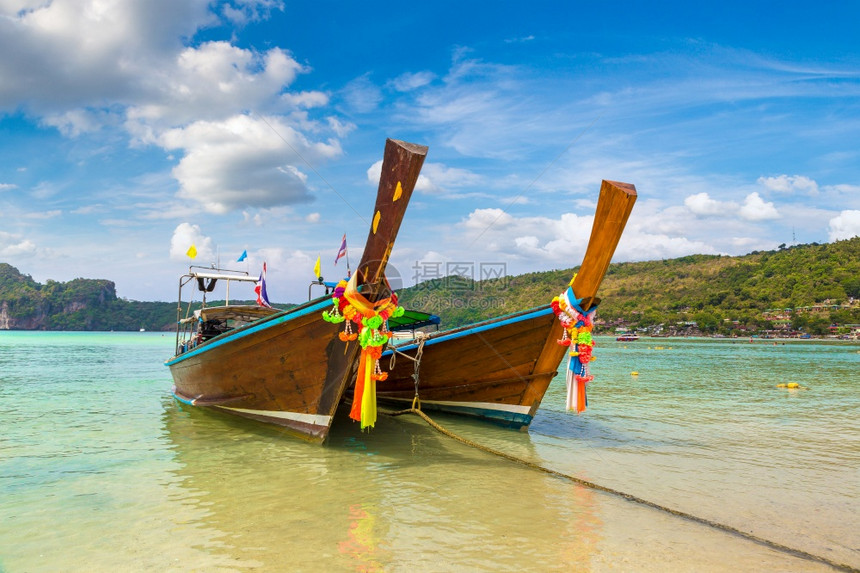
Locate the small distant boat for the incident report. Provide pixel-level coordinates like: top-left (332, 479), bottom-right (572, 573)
top-left (375, 180), bottom-right (637, 428)
top-left (164, 139), bottom-right (428, 443)
top-left (616, 334), bottom-right (639, 342)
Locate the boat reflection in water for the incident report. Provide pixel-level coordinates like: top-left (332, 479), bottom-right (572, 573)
top-left (159, 396), bottom-right (605, 571)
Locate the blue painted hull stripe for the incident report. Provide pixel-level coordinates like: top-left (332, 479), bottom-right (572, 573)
top-left (172, 390), bottom-right (195, 406)
top-left (165, 298), bottom-right (332, 367)
top-left (383, 306), bottom-right (553, 356)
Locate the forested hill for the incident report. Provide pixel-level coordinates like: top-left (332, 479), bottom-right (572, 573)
top-left (1, 237), bottom-right (858, 333)
top-left (0, 263), bottom-right (293, 331)
top-left (0, 263), bottom-right (175, 331)
top-left (397, 237), bottom-right (860, 334)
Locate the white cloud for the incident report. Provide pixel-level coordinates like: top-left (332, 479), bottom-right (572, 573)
top-left (514, 235), bottom-right (540, 249)
top-left (341, 74), bottom-right (382, 113)
top-left (739, 192), bottom-right (780, 220)
top-left (0, 2), bottom-right (343, 216)
top-left (757, 174), bottom-right (819, 195)
top-left (455, 208), bottom-right (718, 269)
top-left (326, 116), bottom-right (355, 138)
top-left (0, 183), bottom-right (17, 190)
top-left (305, 212), bottom-right (320, 223)
top-left (461, 208), bottom-right (515, 231)
top-left (40, 108), bottom-right (114, 137)
top-left (0, 231), bottom-right (37, 256)
top-left (504, 35), bottom-right (536, 44)
top-left (822, 183), bottom-right (860, 196)
top-left (24, 209), bottom-right (61, 219)
top-left (221, 0), bottom-right (283, 25)
top-left (126, 41), bottom-right (311, 133)
top-left (828, 210), bottom-right (860, 241)
top-left (279, 91), bottom-right (329, 108)
top-left (684, 192), bottom-right (736, 216)
top-left (390, 71), bottom-right (435, 92)
top-left (0, 1), bottom-right (213, 112)
top-left (159, 114), bottom-right (341, 213)
top-left (169, 222), bottom-right (214, 262)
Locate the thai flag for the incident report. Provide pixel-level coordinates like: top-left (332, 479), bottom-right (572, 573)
top-left (255, 262), bottom-right (272, 308)
top-left (334, 234), bottom-right (347, 265)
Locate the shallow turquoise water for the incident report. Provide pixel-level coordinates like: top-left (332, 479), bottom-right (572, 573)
top-left (1, 332), bottom-right (857, 571)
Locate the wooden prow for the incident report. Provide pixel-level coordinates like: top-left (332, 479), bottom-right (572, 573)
top-left (571, 180), bottom-right (637, 311)
top-left (355, 139), bottom-right (428, 294)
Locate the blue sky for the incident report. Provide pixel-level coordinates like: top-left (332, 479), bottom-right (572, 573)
top-left (1, 1), bottom-right (858, 303)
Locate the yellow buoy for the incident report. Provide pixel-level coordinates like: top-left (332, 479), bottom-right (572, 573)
top-left (777, 382), bottom-right (806, 390)
top-left (631, 371), bottom-right (639, 376)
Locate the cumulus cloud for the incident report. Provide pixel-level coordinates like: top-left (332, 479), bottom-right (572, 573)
top-left (169, 222), bottom-right (214, 262)
top-left (160, 114), bottom-right (341, 213)
top-left (461, 208), bottom-right (515, 231)
top-left (0, 2), bottom-right (344, 214)
top-left (456, 208), bottom-right (717, 267)
top-left (684, 190), bottom-right (779, 222)
top-left (126, 42), bottom-right (312, 133)
top-left (684, 192), bottom-right (736, 216)
top-left (1, 4), bottom-right (307, 123)
top-left (0, 183), bottom-right (17, 191)
top-left (757, 174), bottom-right (819, 195)
top-left (221, 0), bottom-right (284, 25)
top-left (0, 1), bottom-right (213, 111)
top-left (0, 231), bottom-right (37, 257)
top-left (828, 210), bottom-right (860, 241)
top-left (739, 192), bottom-right (780, 220)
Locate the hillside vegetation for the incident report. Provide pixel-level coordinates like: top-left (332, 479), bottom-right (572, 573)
top-left (1, 237), bottom-right (858, 334)
top-left (397, 237), bottom-right (860, 335)
top-left (0, 264), bottom-right (288, 331)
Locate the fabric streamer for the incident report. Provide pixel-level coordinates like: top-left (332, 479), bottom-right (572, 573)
top-left (322, 272), bottom-right (404, 430)
top-left (551, 275), bottom-right (598, 413)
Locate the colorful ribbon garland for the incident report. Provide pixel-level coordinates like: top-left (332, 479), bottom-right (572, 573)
top-left (322, 273), bottom-right (405, 430)
top-left (551, 275), bottom-right (598, 413)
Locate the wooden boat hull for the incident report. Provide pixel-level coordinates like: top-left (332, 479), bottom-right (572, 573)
top-left (164, 138), bottom-right (428, 443)
top-left (378, 306), bottom-right (566, 428)
top-left (376, 179), bottom-right (636, 429)
top-left (166, 297), bottom-right (359, 443)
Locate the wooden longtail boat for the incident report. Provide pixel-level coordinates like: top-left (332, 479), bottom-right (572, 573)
top-left (165, 138), bottom-right (428, 443)
top-left (376, 180), bottom-right (636, 428)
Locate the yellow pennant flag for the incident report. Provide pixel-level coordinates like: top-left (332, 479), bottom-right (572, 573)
top-left (313, 254), bottom-right (321, 279)
top-left (186, 244), bottom-right (197, 259)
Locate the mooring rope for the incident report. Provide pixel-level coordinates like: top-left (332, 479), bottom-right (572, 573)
top-left (380, 405), bottom-right (858, 573)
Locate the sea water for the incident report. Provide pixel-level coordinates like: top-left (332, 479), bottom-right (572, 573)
top-left (0, 332), bottom-right (857, 572)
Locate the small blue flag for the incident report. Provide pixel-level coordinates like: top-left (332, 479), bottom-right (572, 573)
top-left (237, 250), bottom-right (247, 262)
